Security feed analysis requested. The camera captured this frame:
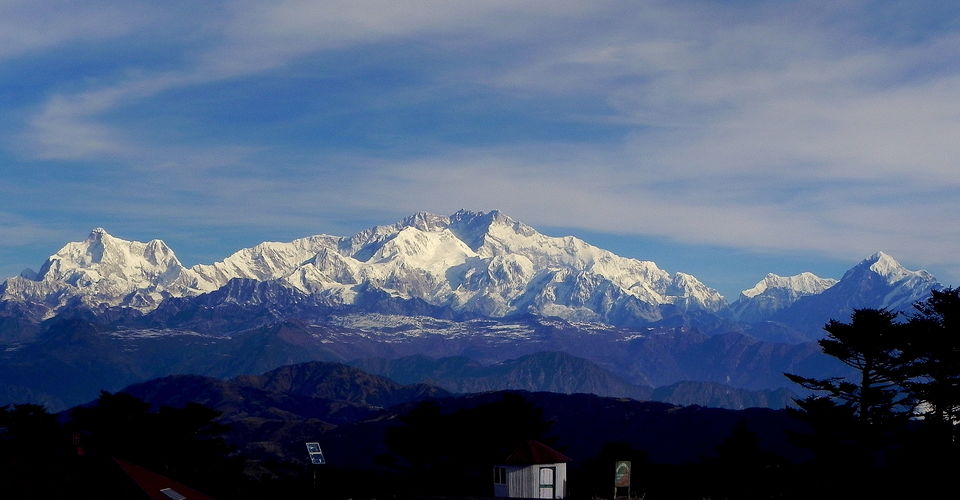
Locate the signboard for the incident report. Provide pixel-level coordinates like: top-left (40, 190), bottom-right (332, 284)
top-left (159, 488), bottom-right (187, 500)
top-left (305, 442), bottom-right (326, 465)
top-left (614, 461), bottom-right (631, 488)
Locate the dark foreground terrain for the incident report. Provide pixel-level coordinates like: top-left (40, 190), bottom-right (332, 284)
top-left (2, 358), bottom-right (956, 499)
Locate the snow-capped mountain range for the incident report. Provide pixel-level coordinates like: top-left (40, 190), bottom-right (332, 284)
top-left (0, 210), bottom-right (943, 336)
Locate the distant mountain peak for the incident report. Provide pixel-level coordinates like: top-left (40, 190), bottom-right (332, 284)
top-left (452, 208), bottom-right (503, 219)
top-left (845, 251), bottom-right (934, 286)
top-left (1, 229), bottom-right (193, 315)
top-left (398, 211), bottom-right (450, 232)
top-left (393, 209), bottom-right (519, 230)
top-left (731, 271), bottom-right (839, 325)
top-left (740, 272), bottom-right (836, 299)
top-left (758, 252), bottom-right (942, 338)
top-left (862, 251), bottom-right (906, 278)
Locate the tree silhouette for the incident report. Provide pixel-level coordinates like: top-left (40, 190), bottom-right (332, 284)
top-left (786, 308), bottom-right (912, 427)
top-left (904, 287), bottom-right (960, 435)
top-left (888, 286), bottom-right (960, 489)
top-left (68, 391), bottom-right (243, 498)
top-left (0, 404), bottom-right (73, 497)
top-left (781, 305), bottom-right (960, 498)
top-left (784, 307), bottom-right (919, 495)
top-left (384, 392), bottom-right (554, 496)
top-left (707, 420), bottom-right (787, 500)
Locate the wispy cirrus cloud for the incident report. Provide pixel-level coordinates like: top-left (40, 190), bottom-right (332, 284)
top-left (0, 1), bottom-right (152, 62)
top-left (16, 0), bottom-right (596, 163)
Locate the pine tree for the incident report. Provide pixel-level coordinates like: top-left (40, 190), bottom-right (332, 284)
top-left (785, 308), bottom-right (912, 426)
top-left (904, 288), bottom-right (960, 441)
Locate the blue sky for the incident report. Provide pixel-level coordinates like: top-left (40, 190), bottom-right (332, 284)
top-left (1, 0), bottom-right (959, 299)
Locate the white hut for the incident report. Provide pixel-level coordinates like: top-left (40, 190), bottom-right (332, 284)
top-left (493, 440), bottom-right (571, 499)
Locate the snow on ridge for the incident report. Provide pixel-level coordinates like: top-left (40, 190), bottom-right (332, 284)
top-left (0, 212), bottom-right (757, 323)
top-left (731, 271), bottom-right (840, 323)
top-left (862, 251), bottom-right (926, 283)
top-left (0, 212), bottom-right (727, 323)
top-left (39, 227), bottom-right (184, 281)
top-left (2, 228), bottom-right (198, 315)
top-left (304, 210), bottom-right (725, 317)
top-left (740, 272), bottom-right (837, 299)
top-left (191, 234), bottom-right (343, 291)
top-left (0, 218), bottom-right (945, 331)
top-left (108, 328), bottom-right (212, 339)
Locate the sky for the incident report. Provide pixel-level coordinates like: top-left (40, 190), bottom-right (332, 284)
top-left (1, 0), bottom-right (959, 300)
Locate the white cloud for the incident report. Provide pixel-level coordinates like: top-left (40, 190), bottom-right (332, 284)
top-left (17, 0), bottom-right (597, 162)
top-left (6, 0), bottom-right (960, 285)
top-left (0, 212), bottom-right (70, 246)
top-left (0, 1), bottom-right (152, 62)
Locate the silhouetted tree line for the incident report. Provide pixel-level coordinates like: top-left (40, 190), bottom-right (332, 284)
top-left (0, 391), bottom-right (246, 499)
top-left (381, 392), bottom-right (555, 496)
top-left (785, 287), bottom-right (960, 498)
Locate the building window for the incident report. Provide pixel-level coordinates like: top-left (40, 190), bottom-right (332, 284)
top-left (494, 466), bottom-right (507, 484)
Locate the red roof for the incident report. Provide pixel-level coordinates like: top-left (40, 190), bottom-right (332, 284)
top-left (113, 457), bottom-right (218, 500)
top-left (503, 440), bottom-right (571, 465)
